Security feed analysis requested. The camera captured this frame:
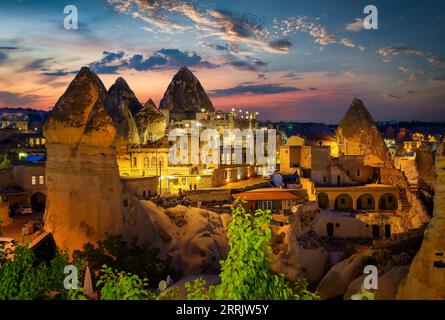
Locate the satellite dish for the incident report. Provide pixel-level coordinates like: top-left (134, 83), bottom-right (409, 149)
top-left (158, 280), bottom-right (167, 292)
top-left (291, 206), bottom-right (298, 214)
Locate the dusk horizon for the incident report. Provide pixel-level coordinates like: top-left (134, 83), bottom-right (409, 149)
top-left (2, 0), bottom-right (445, 308)
top-left (1, 0), bottom-right (444, 123)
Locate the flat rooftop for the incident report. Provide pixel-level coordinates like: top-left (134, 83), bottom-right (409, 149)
top-left (316, 184), bottom-right (398, 192)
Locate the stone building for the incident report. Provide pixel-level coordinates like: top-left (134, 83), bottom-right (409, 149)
top-left (316, 184), bottom-right (399, 212)
top-left (0, 162), bottom-right (46, 212)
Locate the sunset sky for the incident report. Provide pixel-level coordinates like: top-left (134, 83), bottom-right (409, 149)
top-left (0, 0), bottom-right (444, 123)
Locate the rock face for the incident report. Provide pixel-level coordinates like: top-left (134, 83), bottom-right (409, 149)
top-left (336, 98), bottom-right (392, 167)
top-left (397, 140), bottom-right (445, 300)
top-left (124, 201), bottom-right (229, 276)
top-left (344, 265), bottom-right (409, 300)
top-left (316, 253), bottom-right (372, 299)
top-left (159, 67), bottom-right (214, 115)
top-left (105, 77), bottom-right (141, 148)
top-left (270, 223), bottom-right (328, 286)
top-left (135, 99), bottom-right (166, 144)
top-left (43, 67), bottom-right (124, 252)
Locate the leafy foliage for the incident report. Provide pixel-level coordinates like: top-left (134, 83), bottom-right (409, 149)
top-left (73, 234), bottom-right (180, 287)
top-left (350, 285), bottom-right (375, 300)
top-left (96, 265), bottom-right (155, 300)
top-left (185, 277), bottom-right (214, 300)
top-left (213, 201), bottom-right (292, 299)
top-left (0, 245), bottom-right (70, 300)
top-left (184, 202), bottom-right (319, 300)
top-left (290, 279), bottom-right (320, 300)
top-left (0, 155), bottom-right (10, 170)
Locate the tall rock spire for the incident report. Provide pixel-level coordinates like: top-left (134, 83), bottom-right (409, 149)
top-left (43, 67), bottom-right (123, 252)
top-left (135, 98), bottom-right (166, 144)
top-left (335, 98), bottom-right (392, 167)
top-left (159, 66), bottom-right (214, 114)
top-left (44, 67), bottom-right (115, 147)
top-left (105, 77), bottom-right (142, 147)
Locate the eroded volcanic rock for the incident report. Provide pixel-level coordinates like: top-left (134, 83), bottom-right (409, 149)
top-left (44, 67), bottom-right (110, 145)
top-left (396, 140), bottom-right (445, 299)
top-left (105, 77), bottom-right (141, 147)
top-left (135, 99), bottom-right (166, 144)
top-left (159, 66), bottom-right (214, 114)
top-left (43, 67), bottom-right (123, 252)
top-left (336, 98), bottom-right (392, 167)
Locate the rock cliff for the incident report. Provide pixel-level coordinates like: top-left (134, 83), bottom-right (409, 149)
top-left (43, 67), bottom-right (124, 252)
top-left (336, 98), bottom-right (392, 167)
top-left (396, 140), bottom-right (445, 299)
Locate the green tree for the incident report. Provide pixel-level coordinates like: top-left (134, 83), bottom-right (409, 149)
top-left (96, 265), bottom-right (155, 300)
top-left (73, 234), bottom-right (180, 287)
top-left (185, 201), bottom-right (320, 300)
top-left (0, 245), bottom-right (70, 300)
top-left (213, 201), bottom-right (293, 299)
top-left (0, 155), bottom-right (10, 170)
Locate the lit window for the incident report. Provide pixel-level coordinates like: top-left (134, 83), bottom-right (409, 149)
top-left (31, 176), bottom-right (37, 185)
top-left (39, 176), bottom-right (45, 185)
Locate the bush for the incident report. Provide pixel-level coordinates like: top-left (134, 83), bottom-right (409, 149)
top-left (96, 265), bottom-right (155, 300)
top-left (73, 234), bottom-right (181, 287)
top-left (0, 245), bottom-right (70, 300)
top-left (185, 201), bottom-right (320, 300)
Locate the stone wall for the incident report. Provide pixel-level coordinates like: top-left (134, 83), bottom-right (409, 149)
top-left (183, 189), bottom-right (232, 203)
top-left (396, 141), bottom-right (445, 299)
top-left (0, 169), bottom-right (12, 189)
top-left (121, 176), bottom-right (159, 199)
top-left (380, 167), bottom-right (430, 228)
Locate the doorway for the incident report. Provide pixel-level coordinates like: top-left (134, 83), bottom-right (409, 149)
top-left (326, 223), bottom-right (334, 237)
top-left (372, 225), bottom-right (380, 238)
top-left (384, 224), bottom-right (391, 238)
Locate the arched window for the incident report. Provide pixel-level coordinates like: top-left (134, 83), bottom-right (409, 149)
top-left (144, 157), bottom-right (150, 168)
top-left (357, 194), bottom-right (375, 210)
top-left (334, 194), bottom-right (353, 211)
top-left (317, 193), bottom-right (329, 210)
top-left (379, 193), bottom-right (398, 210)
top-left (151, 157), bottom-right (157, 168)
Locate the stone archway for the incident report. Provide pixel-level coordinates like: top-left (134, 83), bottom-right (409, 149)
top-left (31, 192), bottom-right (46, 213)
top-left (334, 194), bottom-right (353, 211)
top-left (379, 193), bottom-right (397, 210)
top-left (357, 193), bottom-right (375, 210)
top-left (317, 192), bottom-right (329, 210)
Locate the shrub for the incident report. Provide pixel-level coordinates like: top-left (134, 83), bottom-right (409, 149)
top-left (96, 265), bottom-right (155, 300)
top-left (185, 201), bottom-right (320, 300)
top-left (73, 234), bottom-right (181, 287)
top-left (0, 245), bottom-right (70, 300)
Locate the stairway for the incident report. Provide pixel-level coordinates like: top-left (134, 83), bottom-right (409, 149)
top-left (398, 188), bottom-right (411, 212)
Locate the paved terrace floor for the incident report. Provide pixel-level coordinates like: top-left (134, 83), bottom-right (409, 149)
top-left (204, 177), bottom-right (267, 190)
